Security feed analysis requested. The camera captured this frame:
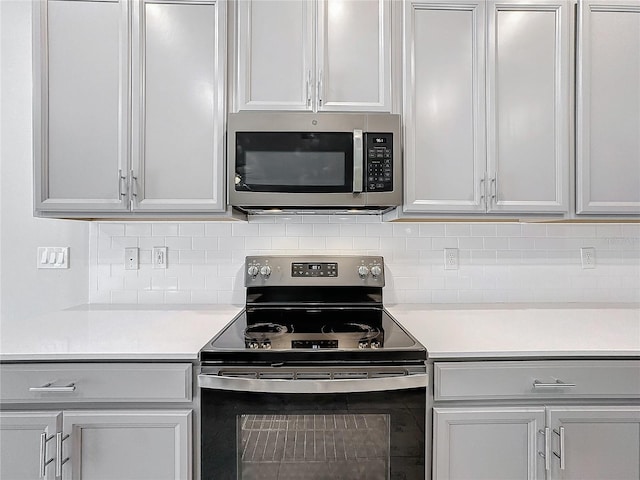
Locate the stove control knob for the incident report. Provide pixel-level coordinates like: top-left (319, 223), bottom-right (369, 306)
top-left (358, 341), bottom-right (369, 349)
top-left (370, 341), bottom-right (381, 349)
top-left (247, 265), bottom-right (259, 278)
top-left (260, 265), bottom-right (272, 277)
top-left (370, 265), bottom-right (382, 277)
top-left (248, 342), bottom-right (260, 349)
top-left (261, 342), bottom-right (271, 349)
top-left (358, 266), bottom-right (370, 278)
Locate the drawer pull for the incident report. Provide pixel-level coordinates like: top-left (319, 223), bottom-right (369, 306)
top-left (533, 380), bottom-right (576, 389)
top-left (29, 382), bottom-right (76, 393)
top-left (39, 433), bottom-right (55, 478)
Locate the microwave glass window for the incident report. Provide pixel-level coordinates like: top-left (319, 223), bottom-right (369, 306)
top-left (244, 151), bottom-right (345, 186)
top-left (235, 132), bottom-right (354, 193)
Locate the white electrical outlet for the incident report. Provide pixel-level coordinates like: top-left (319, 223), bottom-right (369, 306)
top-left (37, 247), bottom-right (69, 269)
top-left (153, 247), bottom-right (168, 269)
top-left (125, 247), bottom-right (139, 270)
top-left (444, 248), bottom-right (459, 270)
top-left (580, 247), bottom-right (596, 269)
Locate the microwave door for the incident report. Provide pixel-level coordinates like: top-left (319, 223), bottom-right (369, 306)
top-left (233, 132), bottom-right (360, 198)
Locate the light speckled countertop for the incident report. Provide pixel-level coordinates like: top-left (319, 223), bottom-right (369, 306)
top-left (1, 304), bottom-right (638, 362)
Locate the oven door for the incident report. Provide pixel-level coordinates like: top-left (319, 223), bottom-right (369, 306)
top-left (199, 368), bottom-right (426, 480)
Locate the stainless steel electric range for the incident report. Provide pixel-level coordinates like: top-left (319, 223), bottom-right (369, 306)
top-left (199, 256), bottom-right (427, 480)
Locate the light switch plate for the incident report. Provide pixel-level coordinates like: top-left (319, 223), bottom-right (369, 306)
top-left (37, 247), bottom-right (69, 269)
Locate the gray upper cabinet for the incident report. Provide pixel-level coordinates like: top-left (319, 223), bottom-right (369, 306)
top-left (33, 0), bottom-right (129, 214)
top-left (131, 0), bottom-right (226, 212)
top-left (404, 0), bottom-right (570, 215)
top-left (403, 0), bottom-right (486, 213)
top-left (576, 0), bottom-right (640, 215)
top-left (233, 0), bottom-right (392, 113)
top-left (34, 0), bottom-right (227, 217)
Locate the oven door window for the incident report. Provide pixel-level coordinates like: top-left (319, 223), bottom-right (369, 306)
top-left (201, 388), bottom-right (425, 480)
top-left (240, 413), bottom-right (389, 479)
top-left (234, 132), bottom-right (354, 193)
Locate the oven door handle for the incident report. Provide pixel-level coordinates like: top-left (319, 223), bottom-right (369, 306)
top-left (198, 373), bottom-right (427, 394)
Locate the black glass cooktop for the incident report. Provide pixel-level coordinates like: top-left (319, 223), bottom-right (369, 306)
top-left (199, 308), bottom-right (426, 363)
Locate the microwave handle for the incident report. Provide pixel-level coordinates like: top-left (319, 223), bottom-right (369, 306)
top-left (353, 129), bottom-right (364, 193)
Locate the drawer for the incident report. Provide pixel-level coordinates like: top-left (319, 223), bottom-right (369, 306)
top-left (434, 360), bottom-right (640, 401)
top-left (0, 363), bottom-right (192, 404)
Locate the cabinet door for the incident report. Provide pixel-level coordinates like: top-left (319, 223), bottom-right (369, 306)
top-left (403, 1), bottom-right (486, 213)
top-left (433, 407), bottom-right (546, 480)
top-left (131, 0), bottom-right (226, 212)
top-left (548, 406), bottom-right (640, 480)
top-left (33, 0), bottom-right (129, 213)
top-left (235, 0), bottom-right (314, 111)
top-left (61, 410), bottom-right (192, 480)
top-left (576, 1), bottom-right (640, 214)
top-left (317, 0), bottom-right (392, 111)
top-left (486, 0), bottom-right (570, 213)
top-left (0, 411), bottom-right (61, 480)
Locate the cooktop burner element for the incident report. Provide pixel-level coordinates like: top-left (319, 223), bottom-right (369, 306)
top-left (200, 255), bottom-right (426, 363)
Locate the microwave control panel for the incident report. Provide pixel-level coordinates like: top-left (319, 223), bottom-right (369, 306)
top-left (365, 133), bottom-right (393, 192)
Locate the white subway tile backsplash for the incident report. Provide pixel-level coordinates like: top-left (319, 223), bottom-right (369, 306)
top-left (90, 221), bottom-right (640, 305)
top-left (152, 224), bottom-right (178, 236)
top-left (179, 223), bottom-right (205, 237)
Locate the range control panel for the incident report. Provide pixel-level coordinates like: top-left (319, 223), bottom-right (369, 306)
top-left (292, 262), bottom-right (338, 277)
top-left (245, 256), bottom-right (384, 287)
top-left (365, 133), bottom-right (393, 192)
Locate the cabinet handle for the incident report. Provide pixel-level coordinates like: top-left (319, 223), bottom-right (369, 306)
top-left (538, 428), bottom-right (550, 471)
top-left (533, 380), bottom-right (576, 389)
top-left (553, 427), bottom-right (565, 470)
top-left (39, 433), bottom-right (55, 478)
top-left (129, 170), bottom-right (138, 198)
top-left (480, 176), bottom-right (486, 206)
top-left (306, 70), bottom-right (312, 107)
top-left (317, 70), bottom-right (323, 107)
top-left (118, 169), bottom-right (127, 197)
top-left (29, 382), bottom-right (76, 393)
top-left (490, 176), bottom-right (496, 205)
top-left (55, 432), bottom-right (70, 478)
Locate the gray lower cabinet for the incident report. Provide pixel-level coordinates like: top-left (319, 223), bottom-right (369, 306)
top-left (0, 411), bottom-right (61, 480)
top-left (0, 363), bottom-right (194, 480)
top-left (432, 360), bottom-right (640, 480)
top-left (433, 407), bottom-right (546, 480)
top-left (0, 409), bottom-right (191, 480)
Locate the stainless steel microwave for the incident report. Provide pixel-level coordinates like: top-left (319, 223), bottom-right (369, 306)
top-left (228, 112), bottom-right (401, 213)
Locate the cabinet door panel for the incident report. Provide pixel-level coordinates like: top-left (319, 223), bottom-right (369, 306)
top-left (548, 407), bottom-right (640, 480)
top-left (403, 1), bottom-right (486, 213)
top-left (236, 0), bottom-right (313, 110)
top-left (62, 410), bottom-right (192, 480)
top-left (132, 0), bottom-right (226, 212)
top-left (576, 1), bottom-right (640, 214)
top-left (34, 0), bottom-right (129, 213)
top-left (487, 1), bottom-right (570, 213)
top-left (433, 407), bottom-right (546, 480)
top-left (0, 411), bottom-right (61, 480)
top-left (318, 0), bottom-right (391, 111)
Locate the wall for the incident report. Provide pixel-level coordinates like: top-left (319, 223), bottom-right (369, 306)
top-left (90, 218), bottom-right (640, 306)
top-left (0, 1), bottom-right (90, 322)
